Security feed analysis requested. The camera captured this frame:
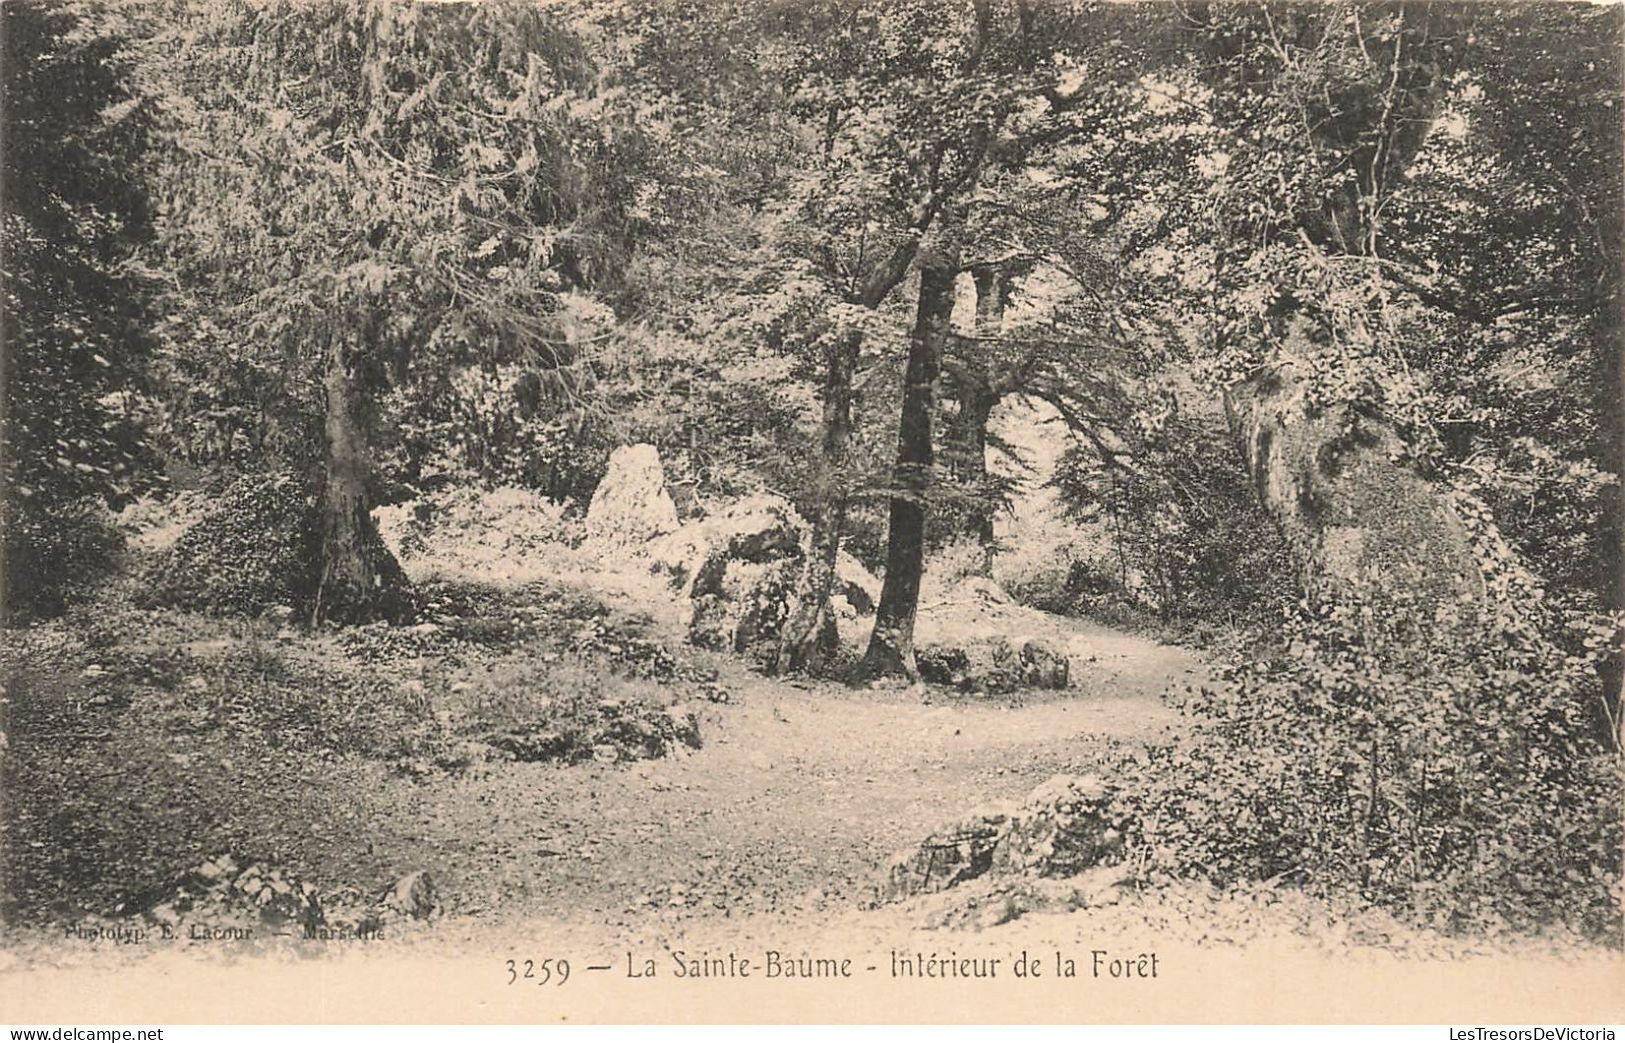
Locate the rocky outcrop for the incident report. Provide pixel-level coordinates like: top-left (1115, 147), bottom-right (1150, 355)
top-left (880, 774), bottom-right (1127, 902)
top-left (1226, 321), bottom-right (1483, 608)
top-left (880, 804), bottom-right (1017, 901)
top-left (583, 444), bottom-right (680, 553)
top-left (647, 495), bottom-right (806, 656)
top-left (647, 495), bottom-right (806, 597)
top-left (646, 494), bottom-right (877, 659)
top-left (916, 635), bottom-right (1070, 694)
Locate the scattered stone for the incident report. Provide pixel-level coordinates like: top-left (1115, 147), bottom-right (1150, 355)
top-left (117, 853), bottom-right (324, 937)
top-left (879, 774), bottom-right (1129, 902)
top-left (917, 635), bottom-right (1070, 694)
top-left (381, 870), bottom-right (440, 921)
top-left (484, 696), bottom-right (702, 765)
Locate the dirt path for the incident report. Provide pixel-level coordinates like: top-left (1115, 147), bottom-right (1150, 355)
top-left (350, 611), bottom-right (1205, 931)
top-left (1, 559), bottom-right (1206, 947)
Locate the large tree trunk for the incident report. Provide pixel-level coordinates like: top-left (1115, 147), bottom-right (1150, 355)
top-left (312, 332), bottom-right (410, 625)
top-left (771, 329), bottom-right (860, 675)
top-left (862, 233), bottom-right (961, 679)
top-left (771, 214), bottom-right (942, 676)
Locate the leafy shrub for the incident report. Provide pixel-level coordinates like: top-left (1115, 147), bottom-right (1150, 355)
top-left (380, 364), bottom-right (610, 503)
top-left (1053, 410), bottom-right (1296, 628)
top-left (138, 472), bottom-right (319, 616)
top-left (2, 499), bottom-right (126, 621)
top-left (1113, 583), bottom-right (1623, 941)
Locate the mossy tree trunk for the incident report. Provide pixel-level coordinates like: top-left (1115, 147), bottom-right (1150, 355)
top-left (312, 322), bottom-right (410, 625)
top-left (1224, 319), bottom-right (1483, 607)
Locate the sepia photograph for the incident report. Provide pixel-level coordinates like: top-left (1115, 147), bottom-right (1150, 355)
top-left (0, 0), bottom-right (1622, 1027)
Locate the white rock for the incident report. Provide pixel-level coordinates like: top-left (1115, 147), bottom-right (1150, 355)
top-left (583, 444), bottom-right (680, 553)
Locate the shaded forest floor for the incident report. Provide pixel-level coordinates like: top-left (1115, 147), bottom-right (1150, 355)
top-left (0, 531), bottom-right (1613, 978)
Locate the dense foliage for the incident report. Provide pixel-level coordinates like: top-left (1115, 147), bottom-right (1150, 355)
top-left (3, 0), bottom-right (1619, 941)
top-left (1120, 576), bottom-right (1621, 939)
top-left (1, 3), bottom-right (158, 618)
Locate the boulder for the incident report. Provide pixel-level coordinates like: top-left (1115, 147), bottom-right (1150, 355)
top-left (583, 444), bottom-right (679, 552)
top-left (688, 558), bottom-right (801, 655)
top-left (640, 493), bottom-right (881, 656)
top-left (1016, 637), bottom-right (1070, 689)
top-left (880, 774), bottom-right (1126, 901)
top-left (646, 495), bottom-right (806, 656)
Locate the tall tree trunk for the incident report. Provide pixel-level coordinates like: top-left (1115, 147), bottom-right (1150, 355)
top-left (958, 385), bottom-right (997, 552)
top-left (862, 232), bottom-right (961, 679)
top-left (312, 329), bottom-right (410, 625)
top-left (770, 211), bottom-right (938, 676)
top-left (1611, 270), bottom-right (1625, 749)
top-left (771, 329), bottom-right (860, 675)
top-left (956, 262), bottom-right (1013, 561)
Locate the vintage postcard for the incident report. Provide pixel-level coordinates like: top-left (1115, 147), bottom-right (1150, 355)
top-left (1, 0), bottom-right (1622, 1026)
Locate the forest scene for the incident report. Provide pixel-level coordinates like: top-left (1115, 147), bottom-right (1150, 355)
top-left (2, 0), bottom-right (1623, 976)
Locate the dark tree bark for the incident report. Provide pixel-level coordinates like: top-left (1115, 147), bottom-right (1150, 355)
top-left (772, 226), bottom-right (940, 675)
top-left (312, 326), bottom-right (411, 625)
top-left (862, 230), bottom-right (962, 679)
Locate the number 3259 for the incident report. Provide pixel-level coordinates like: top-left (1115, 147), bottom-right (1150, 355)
top-left (506, 958), bottom-right (570, 986)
